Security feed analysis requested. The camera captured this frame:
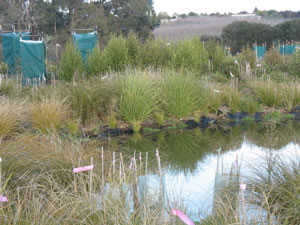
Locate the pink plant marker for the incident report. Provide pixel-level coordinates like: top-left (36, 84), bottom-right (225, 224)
top-left (171, 209), bottom-right (195, 225)
top-left (0, 196), bottom-right (8, 202)
top-left (240, 183), bottom-right (246, 191)
top-left (73, 165), bottom-right (94, 173)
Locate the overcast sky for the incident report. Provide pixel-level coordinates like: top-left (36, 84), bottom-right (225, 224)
top-left (153, 0), bottom-right (300, 15)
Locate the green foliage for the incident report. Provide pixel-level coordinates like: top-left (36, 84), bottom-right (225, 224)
top-left (119, 74), bottom-right (157, 132)
top-left (170, 38), bottom-right (209, 73)
top-left (275, 19), bottom-right (300, 42)
top-left (161, 73), bottom-right (207, 118)
top-left (138, 38), bottom-right (171, 68)
top-left (289, 51), bottom-right (300, 76)
top-left (0, 63), bottom-right (8, 74)
top-left (238, 47), bottom-right (256, 69)
top-left (222, 87), bottom-right (243, 113)
top-left (252, 79), bottom-right (283, 108)
top-left (251, 154), bottom-right (300, 224)
top-left (222, 21), bottom-right (275, 54)
top-left (58, 42), bottom-right (84, 81)
top-left (264, 48), bottom-right (283, 66)
top-left (240, 100), bottom-right (261, 116)
top-left (86, 47), bottom-right (107, 77)
top-left (104, 35), bottom-right (129, 71)
top-left (282, 83), bottom-right (300, 110)
top-left (125, 33), bottom-right (140, 66)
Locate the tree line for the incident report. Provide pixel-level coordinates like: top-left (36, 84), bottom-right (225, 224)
top-left (0, 0), bottom-right (155, 43)
top-left (221, 19), bottom-right (300, 54)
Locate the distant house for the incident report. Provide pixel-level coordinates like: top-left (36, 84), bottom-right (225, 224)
top-left (231, 14), bottom-right (261, 19)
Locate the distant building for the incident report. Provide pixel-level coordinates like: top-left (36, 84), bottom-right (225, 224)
top-left (231, 14), bottom-right (261, 19)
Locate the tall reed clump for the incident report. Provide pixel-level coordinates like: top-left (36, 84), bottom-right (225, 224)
top-left (205, 41), bottom-right (227, 73)
top-left (0, 98), bottom-right (26, 140)
top-left (281, 82), bottom-right (300, 111)
top-left (58, 42), bottom-right (84, 81)
top-left (251, 79), bottom-right (283, 108)
top-left (104, 35), bottom-right (129, 71)
top-left (250, 153), bottom-right (300, 225)
top-left (222, 86), bottom-right (244, 113)
top-left (86, 47), bottom-right (107, 77)
top-left (68, 78), bottom-right (116, 125)
top-left (170, 38), bottom-right (209, 73)
top-left (138, 38), bottom-right (171, 68)
top-left (161, 73), bottom-right (207, 119)
top-left (30, 97), bottom-right (69, 134)
top-left (118, 74), bottom-right (157, 132)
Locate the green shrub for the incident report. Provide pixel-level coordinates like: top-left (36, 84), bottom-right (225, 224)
top-left (289, 51), bottom-right (300, 76)
top-left (205, 41), bottom-right (227, 73)
top-left (264, 48), bottom-right (283, 65)
top-left (238, 47), bottom-right (256, 69)
top-left (138, 38), bottom-right (171, 68)
top-left (58, 42), bottom-right (84, 81)
top-left (252, 79), bottom-right (283, 108)
top-left (240, 99), bottom-right (261, 115)
top-left (161, 73), bottom-right (207, 118)
top-left (222, 87), bottom-right (243, 113)
top-left (86, 47), bottom-right (107, 77)
top-left (170, 38), bottom-right (209, 73)
top-left (282, 82), bottom-right (300, 111)
top-left (125, 33), bottom-right (140, 66)
top-left (0, 63), bottom-right (8, 74)
top-left (118, 74), bottom-right (157, 132)
top-left (104, 35), bottom-right (129, 71)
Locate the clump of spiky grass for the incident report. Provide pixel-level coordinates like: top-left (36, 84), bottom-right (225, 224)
top-left (119, 74), bottom-right (158, 132)
top-left (160, 73), bottom-right (208, 119)
top-left (222, 86), bottom-right (244, 113)
top-left (281, 82), bottom-right (300, 111)
top-left (0, 79), bottom-right (18, 97)
top-left (0, 97), bottom-right (26, 139)
top-left (251, 79), bottom-right (283, 108)
top-left (250, 153), bottom-right (300, 225)
top-left (30, 97), bottom-right (69, 134)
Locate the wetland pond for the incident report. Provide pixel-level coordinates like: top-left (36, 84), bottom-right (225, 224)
top-left (105, 120), bottom-right (300, 223)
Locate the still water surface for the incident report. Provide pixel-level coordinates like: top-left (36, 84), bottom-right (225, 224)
top-left (110, 121), bottom-right (300, 222)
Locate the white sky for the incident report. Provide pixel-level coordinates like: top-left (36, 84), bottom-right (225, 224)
top-left (154, 0), bottom-right (300, 15)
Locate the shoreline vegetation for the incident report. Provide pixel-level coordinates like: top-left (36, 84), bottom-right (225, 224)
top-left (1, 36), bottom-right (300, 135)
top-left (0, 35), bottom-right (300, 225)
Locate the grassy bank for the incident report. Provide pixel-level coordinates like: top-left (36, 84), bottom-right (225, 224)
top-left (1, 69), bottom-right (300, 135)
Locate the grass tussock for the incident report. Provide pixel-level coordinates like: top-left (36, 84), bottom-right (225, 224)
top-left (251, 79), bottom-right (283, 108)
top-left (119, 74), bottom-right (158, 132)
top-left (161, 73), bottom-right (208, 119)
top-left (30, 97), bottom-right (69, 134)
top-left (0, 97), bottom-right (26, 139)
top-left (250, 153), bottom-right (300, 225)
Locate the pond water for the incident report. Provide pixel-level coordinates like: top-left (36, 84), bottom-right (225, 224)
top-left (108, 121), bottom-right (300, 223)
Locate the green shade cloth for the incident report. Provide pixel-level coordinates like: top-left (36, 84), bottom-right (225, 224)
top-left (20, 39), bottom-right (46, 84)
top-left (253, 46), bottom-right (266, 60)
top-left (1, 32), bottom-right (30, 74)
top-left (72, 31), bottom-right (98, 61)
top-left (280, 45), bottom-right (296, 55)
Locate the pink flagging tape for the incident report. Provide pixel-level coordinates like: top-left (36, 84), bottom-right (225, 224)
top-left (240, 184), bottom-right (247, 191)
top-left (73, 165), bottom-right (94, 173)
top-left (0, 196), bottom-right (8, 202)
top-left (171, 209), bottom-right (195, 225)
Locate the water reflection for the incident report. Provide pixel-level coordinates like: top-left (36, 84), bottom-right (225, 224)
top-left (109, 121), bottom-right (300, 223)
